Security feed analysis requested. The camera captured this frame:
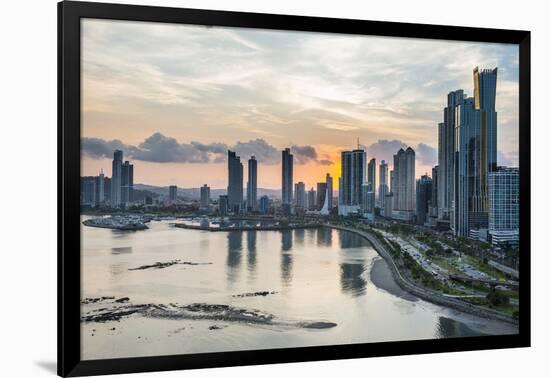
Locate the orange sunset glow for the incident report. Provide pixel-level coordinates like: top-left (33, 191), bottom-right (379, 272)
top-left (81, 19), bottom-right (519, 190)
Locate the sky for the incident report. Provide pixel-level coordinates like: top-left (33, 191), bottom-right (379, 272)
top-left (81, 18), bottom-right (520, 190)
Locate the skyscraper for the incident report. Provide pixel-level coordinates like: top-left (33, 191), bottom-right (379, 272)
top-left (325, 173), bottom-right (333, 211)
top-left (367, 158), bottom-right (376, 203)
top-left (416, 175), bottom-right (432, 225)
top-left (218, 195), bottom-right (228, 216)
top-left (295, 182), bottom-right (306, 209)
top-left (453, 67), bottom-right (498, 237)
top-left (246, 156), bottom-right (258, 211)
top-left (111, 150), bottom-right (123, 207)
top-left (361, 182), bottom-right (375, 214)
top-left (81, 177), bottom-right (96, 206)
top-left (316, 182), bottom-right (327, 210)
top-left (488, 167), bottom-right (519, 246)
top-left (474, 67), bottom-right (498, 172)
top-left (384, 193), bottom-right (393, 218)
top-left (227, 150), bottom-right (243, 213)
top-left (200, 184), bottom-right (210, 208)
top-left (428, 165), bottom-right (439, 223)
top-left (282, 148), bottom-right (293, 205)
top-left (259, 195), bottom-right (270, 214)
top-left (378, 160), bottom-right (388, 208)
top-left (169, 185), bottom-right (177, 201)
top-left (339, 148), bottom-right (366, 215)
top-left (392, 147), bottom-right (415, 220)
top-left (437, 90), bottom-right (463, 222)
top-left (307, 187), bottom-right (317, 211)
top-left (103, 177), bottom-right (111, 203)
top-left (96, 170), bottom-right (105, 206)
top-left (121, 160), bottom-right (134, 205)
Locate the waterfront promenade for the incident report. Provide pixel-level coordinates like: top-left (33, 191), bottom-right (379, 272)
top-left (327, 224), bottom-right (518, 325)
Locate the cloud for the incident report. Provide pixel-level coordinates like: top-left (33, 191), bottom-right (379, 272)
top-left (364, 139), bottom-right (436, 167)
top-left (233, 139), bottom-right (279, 164)
top-left (365, 139), bottom-right (407, 163)
top-left (81, 19), bottom-right (519, 180)
top-left (497, 150), bottom-right (515, 167)
top-left (132, 133), bottom-right (214, 163)
top-left (416, 142), bottom-right (438, 166)
top-left (81, 137), bottom-right (129, 159)
top-left (318, 159), bottom-right (333, 166)
top-left (82, 133), bottom-right (331, 165)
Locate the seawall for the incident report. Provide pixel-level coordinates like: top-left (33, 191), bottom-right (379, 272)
top-left (327, 224), bottom-right (518, 326)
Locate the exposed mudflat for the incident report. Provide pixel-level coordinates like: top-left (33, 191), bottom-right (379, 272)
top-left (232, 291), bottom-right (278, 298)
top-left (128, 260), bottom-right (212, 271)
top-left (81, 297), bottom-right (337, 330)
top-left (369, 258), bottom-right (418, 302)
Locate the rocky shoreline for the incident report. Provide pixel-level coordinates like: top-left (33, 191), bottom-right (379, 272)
top-left (81, 297), bottom-right (337, 330)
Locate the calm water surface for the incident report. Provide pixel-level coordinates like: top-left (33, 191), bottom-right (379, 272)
top-left (81, 216), bottom-right (517, 360)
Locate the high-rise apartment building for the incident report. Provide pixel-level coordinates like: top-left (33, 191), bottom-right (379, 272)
top-left (259, 195), bottom-right (270, 214)
top-left (200, 184), bottom-right (210, 208)
top-left (121, 160), bottom-right (134, 205)
top-left (169, 185), bottom-right (177, 201)
top-left (246, 156), bottom-right (258, 211)
top-left (339, 148), bottom-right (366, 215)
top-left (416, 175), bottom-right (432, 225)
top-left (227, 150), bottom-right (243, 213)
top-left (452, 67), bottom-right (498, 237)
top-left (97, 170), bottom-right (105, 206)
top-left (367, 158), bottom-right (376, 203)
top-left (307, 187), bottom-right (316, 211)
top-left (282, 148), bottom-right (294, 205)
top-left (80, 176), bottom-right (96, 206)
top-left (111, 150), bottom-right (123, 207)
top-left (316, 182), bottom-right (327, 210)
top-left (218, 195), bottom-right (228, 216)
top-left (392, 147), bottom-right (415, 219)
top-left (379, 160), bottom-right (388, 208)
top-left (294, 182), bottom-right (306, 209)
top-left (325, 173), bottom-right (333, 211)
top-left (488, 167), bottom-right (519, 246)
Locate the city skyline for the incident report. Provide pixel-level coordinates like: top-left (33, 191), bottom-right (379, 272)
top-left (80, 19), bottom-right (519, 189)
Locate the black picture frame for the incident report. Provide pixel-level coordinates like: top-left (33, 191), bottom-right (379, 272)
top-left (58, 1), bottom-right (531, 376)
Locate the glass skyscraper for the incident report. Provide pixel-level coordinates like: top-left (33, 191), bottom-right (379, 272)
top-left (111, 149), bottom-right (123, 207)
top-left (489, 167), bottom-right (519, 245)
top-left (281, 148), bottom-right (293, 205)
top-left (200, 184), bottom-right (211, 208)
top-left (121, 160), bottom-right (134, 206)
top-left (339, 148), bottom-right (366, 215)
top-left (246, 156), bottom-right (258, 211)
top-left (392, 147), bottom-right (415, 215)
top-left (367, 158), bottom-right (376, 204)
top-left (416, 174), bottom-right (432, 225)
top-left (227, 150), bottom-right (243, 213)
top-left (378, 160), bottom-right (388, 208)
top-left (452, 67), bottom-right (498, 238)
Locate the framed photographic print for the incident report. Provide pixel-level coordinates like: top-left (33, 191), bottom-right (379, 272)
top-left (58, 0), bottom-right (531, 376)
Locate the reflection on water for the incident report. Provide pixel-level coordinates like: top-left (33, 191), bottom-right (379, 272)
top-left (111, 246), bottom-right (132, 255)
top-left (339, 263), bottom-right (367, 297)
top-left (247, 231), bottom-right (257, 277)
top-left (436, 316), bottom-right (483, 338)
top-left (294, 228), bottom-right (305, 245)
top-left (317, 227), bottom-right (332, 247)
top-left (81, 218), bottom-right (516, 360)
top-left (281, 230), bottom-right (293, 285)
top-left (339, 230), bottom-right (370, 249)
top-left (226, 231), bottom-right (242, 285)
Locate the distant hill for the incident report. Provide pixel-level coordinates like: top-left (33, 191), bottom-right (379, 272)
top-left (134, 184), bottom-right (280, 201)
